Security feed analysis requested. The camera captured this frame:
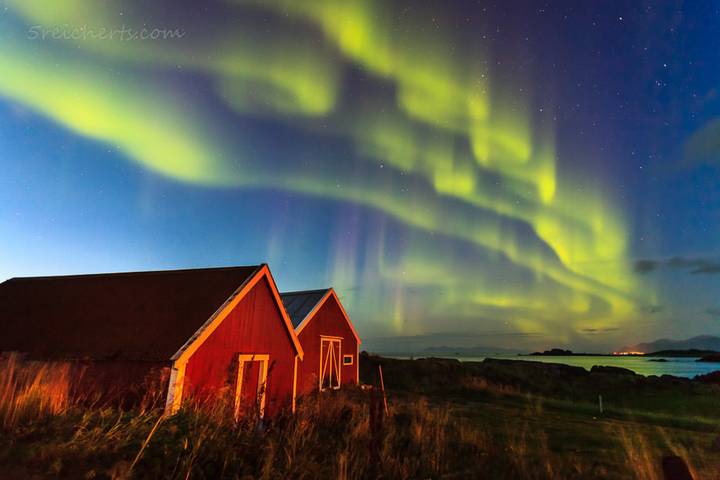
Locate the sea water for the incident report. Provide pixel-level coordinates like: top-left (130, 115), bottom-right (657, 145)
top-left (390, 354), bottom-right (720, 378)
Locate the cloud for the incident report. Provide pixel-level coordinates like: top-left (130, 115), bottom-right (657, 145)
top-left (692, 265), bottom-right (720, 275)
top-left (580, 327), bottom-right (620, 333)
top-left (634, 256), bottom-right (720, 275)
top-left (634, 260), bottom-right (659, 274)
top-left (638, 304), bottom-right (663, 314)
top-left (684, 118), bottom-right (720, 167)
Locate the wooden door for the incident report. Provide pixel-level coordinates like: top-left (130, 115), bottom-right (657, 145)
top-left (319, 337), bottom-right (341, 390)
top-left (235, 354), bottom-right (269, 419)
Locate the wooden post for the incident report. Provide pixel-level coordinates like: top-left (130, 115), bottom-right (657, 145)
top-left (598, 394), bottom-right (603, 414)
top-left (378, 364), bottom-right (388, 416)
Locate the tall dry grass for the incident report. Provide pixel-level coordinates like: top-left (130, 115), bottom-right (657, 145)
top-left (1, 355), bottom-right (715, 479)
top-left (614, 423), bottom-right (716, 480)
top-left (0, 353), bottom-right (73, 429)
top-left (0, 356), bottom-right (495, 478)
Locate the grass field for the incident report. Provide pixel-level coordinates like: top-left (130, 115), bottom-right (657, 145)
top-left (1, 353), bottom-right (719, 479)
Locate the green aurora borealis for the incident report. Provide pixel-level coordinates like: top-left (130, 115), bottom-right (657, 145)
top-left (2, 1), bottom-right (720, 351)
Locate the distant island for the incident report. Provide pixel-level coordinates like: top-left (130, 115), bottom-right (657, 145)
top-left (645, 349), bottom-right (720, 358)
top-left (529, 348), bottom-right (607, 357)
top-left (697, 353), bottom-right (720, 363)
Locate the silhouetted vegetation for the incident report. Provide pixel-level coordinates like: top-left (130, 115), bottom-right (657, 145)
top-left (1, 353), bottom-right (719, 478)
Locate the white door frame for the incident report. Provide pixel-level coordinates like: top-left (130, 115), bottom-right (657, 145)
top-left (235, 354), bottom-right (269, 420)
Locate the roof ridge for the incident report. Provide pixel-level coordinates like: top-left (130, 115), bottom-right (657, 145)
top-left (8, 265), bottom-right (262, 282)
top-left (0, 265), bottom-right (266, 362)
top-left (280, 288), bottom-right (331, 296)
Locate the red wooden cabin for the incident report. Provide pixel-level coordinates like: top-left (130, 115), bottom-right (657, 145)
top-left (0, 265), bottom-right (303, 417)
top-left (281, 289), bottom-right (361, 396)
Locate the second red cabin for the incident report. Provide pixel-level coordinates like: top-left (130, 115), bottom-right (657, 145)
top-left (281, 289), bottom-right (361, 395)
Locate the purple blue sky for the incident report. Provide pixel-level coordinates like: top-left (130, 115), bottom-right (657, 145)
top-left (1, 1), bottom-right (720, 352)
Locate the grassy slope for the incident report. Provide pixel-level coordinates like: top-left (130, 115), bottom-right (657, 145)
top-left (364, 355), bottom-right (720, 479)
top-left (1, 354), bottom-right (719, 479)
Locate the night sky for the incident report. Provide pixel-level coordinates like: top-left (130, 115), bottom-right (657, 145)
top-left (1, 1), bottom-right (719, 352)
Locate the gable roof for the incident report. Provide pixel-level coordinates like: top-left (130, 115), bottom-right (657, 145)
top-left (0, 266), bottom-right (264, 362)
top-left (280, 288), bottom-right (361, 344)
top-left (170, 264), bottom-right (303, 365)
top-left (280, 289), bottom-right (331, 329)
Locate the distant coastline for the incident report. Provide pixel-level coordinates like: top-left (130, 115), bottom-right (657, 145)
top-left (645, 349), bottom-right (719, 358)
top-left (373, 349), bottom-right (720, 378)
top-left (527, 348), bottom-right (720, 359)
